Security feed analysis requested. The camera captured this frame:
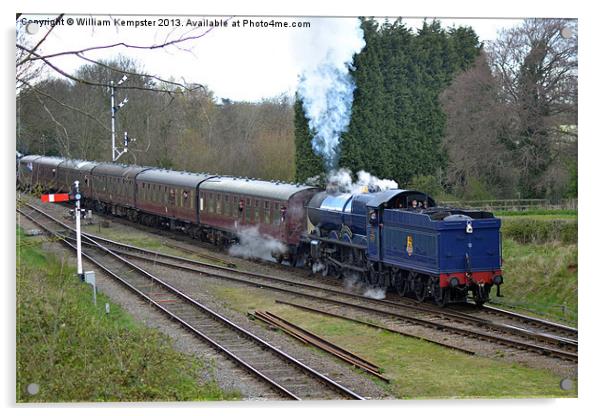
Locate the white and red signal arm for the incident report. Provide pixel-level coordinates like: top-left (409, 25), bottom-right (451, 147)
top-left (41, 193), bottom-right (71, 203)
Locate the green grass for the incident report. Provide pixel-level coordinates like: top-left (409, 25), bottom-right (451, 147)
top-left (496, 238), bottom-right (578, 324)
top-left (488, 213), bottom-right (578, 324)
top-left (16, 226), bottom-right (241, 402)
top-left (205, 282), bottom-right (577, 399)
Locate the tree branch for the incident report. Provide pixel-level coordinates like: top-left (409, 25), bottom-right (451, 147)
top-left (17, 14), bottom-right (64, 67)
top-left (23, 16), bottom-right (233, 62)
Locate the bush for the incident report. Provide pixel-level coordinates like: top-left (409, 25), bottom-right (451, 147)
top-left (502, 219), bottom-right (577, 244)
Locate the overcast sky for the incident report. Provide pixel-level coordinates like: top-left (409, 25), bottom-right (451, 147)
top-left (18, 14), bottom-right (523, 102)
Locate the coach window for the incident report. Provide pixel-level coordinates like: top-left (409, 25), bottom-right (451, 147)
top-left (254, 199), bottom-right (260, 223)
top-left (208, 193), bottom-right (214, 213)
top-left (264, 201), bottom-right (270, 224)
top-left (216, 194), bottom-right (222, 215)
top-left (272, 203), bottom-right (280, 225)
top-left (200, 193), bottom-right (205, 212)
top-left (245, 198), bottom-right (251, 222)
top-left (224, 195), bottom-right (230, 217)
top-left (183, 190), bottom-right (189, 209)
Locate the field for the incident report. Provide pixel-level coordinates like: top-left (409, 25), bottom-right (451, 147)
top-left (16, 226), bottom-right (240, 402)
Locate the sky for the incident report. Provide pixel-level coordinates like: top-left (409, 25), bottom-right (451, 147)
top-left (17, 14), bottom-right (523, 102)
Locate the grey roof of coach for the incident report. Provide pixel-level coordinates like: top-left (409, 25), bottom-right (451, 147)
top-left (199, 176), bottom-right (318, 201)
top-left (135, 169), bottom-right (217, 188)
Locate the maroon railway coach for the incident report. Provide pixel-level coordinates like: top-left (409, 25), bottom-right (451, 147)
top-left (197, 176), bottom-right (319, 259)
top-left (89, 163), bottom-right (150, 216)
top-left (17, 155), bottom-right (42, 189)
top-left (56, 159), bottom-right (99, 195)
top-left (134, 169), bottom-right (216, 229)
top-left (29, 156), bottom-right (65, 191)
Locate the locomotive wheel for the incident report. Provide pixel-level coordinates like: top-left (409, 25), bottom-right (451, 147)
top-left (410, 272), bottom-right (427, 302)
top-left (431, 279), bottom-right (449, 307)
top-left (395, 273), bottom-right (408, 297)
top-left (321, 263), bottom-right (330, 277)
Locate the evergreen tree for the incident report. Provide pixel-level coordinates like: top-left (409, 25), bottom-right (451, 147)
top-left (293, 96), bottom-right (323, 181)
top-left (294, 17), bottom-right (481, 187)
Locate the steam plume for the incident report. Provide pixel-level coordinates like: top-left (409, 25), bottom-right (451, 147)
top-left (228, 226), bottom-right (286, 261)
top-left (295, 18), bottom-right (365, 171)
top-left (326, 168), bottom-right (398, 194)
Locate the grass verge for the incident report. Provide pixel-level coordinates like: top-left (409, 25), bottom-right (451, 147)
top-left (494, 209), bottom-right (577, 218)
top-left (16, 226), bottom-right (240, 402)
top-left (495, 238), bottom-right (577, 324)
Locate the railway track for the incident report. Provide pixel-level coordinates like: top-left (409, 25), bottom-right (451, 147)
top-left (19, 201), bottom-right (578, 363)
top-left (17, 204), bottom-right (365, 401)
top-left (53, 195), bottom-right (578, 342)
top-left (457, 303), bottom-right (577, 340)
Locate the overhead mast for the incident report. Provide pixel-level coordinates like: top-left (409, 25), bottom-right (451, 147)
top-left (110, 75), bottom-right (133, 161)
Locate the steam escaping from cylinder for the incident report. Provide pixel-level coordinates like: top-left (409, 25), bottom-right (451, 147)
top-left (326, 168), bottom-right (398, 194)
top-left (295, 18), bottom-right (365, 171)
top-left (341, 271), bottom-right (386, 300)
top-left (228, 226), bottom-right (287, 261)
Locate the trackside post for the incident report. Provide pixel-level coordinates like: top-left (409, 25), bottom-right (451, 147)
top-left (73, 180), bottom-right (84, 281)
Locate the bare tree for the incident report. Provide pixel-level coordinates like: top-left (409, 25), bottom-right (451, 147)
top-left (487, 18), bottom-right (577, 197)
top-left (440, 53), bottom-right (517, 198)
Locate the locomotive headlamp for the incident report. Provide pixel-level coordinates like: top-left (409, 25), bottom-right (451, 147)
top-left (449, 277), bottom-right (460, 288)
top-left (493, 275), bottom-right (503, 285)
top-left (466, 221), bottom-right (473, 234)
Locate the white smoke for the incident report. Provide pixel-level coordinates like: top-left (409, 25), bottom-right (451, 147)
top-left (311, 261), bottom-right (326, 274)
top-left (362, 287), bottom-right (386, 300)
top-left (228, 226), bottom-right (287, 261)
top-left (294, 18), bottom-right (365, 170)
top-left (340, 271), bottom-right (387, 300)
top-left (326, 168), bottom-right (398, 194)
top-left (343, 272), bottom-right (361, 291)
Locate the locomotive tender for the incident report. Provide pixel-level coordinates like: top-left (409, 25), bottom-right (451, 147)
top-left (18, 155), bottom-right (503, 306)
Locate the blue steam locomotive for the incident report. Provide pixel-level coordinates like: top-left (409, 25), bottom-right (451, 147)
top-left (305, 189), bottom-right (503, 305)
